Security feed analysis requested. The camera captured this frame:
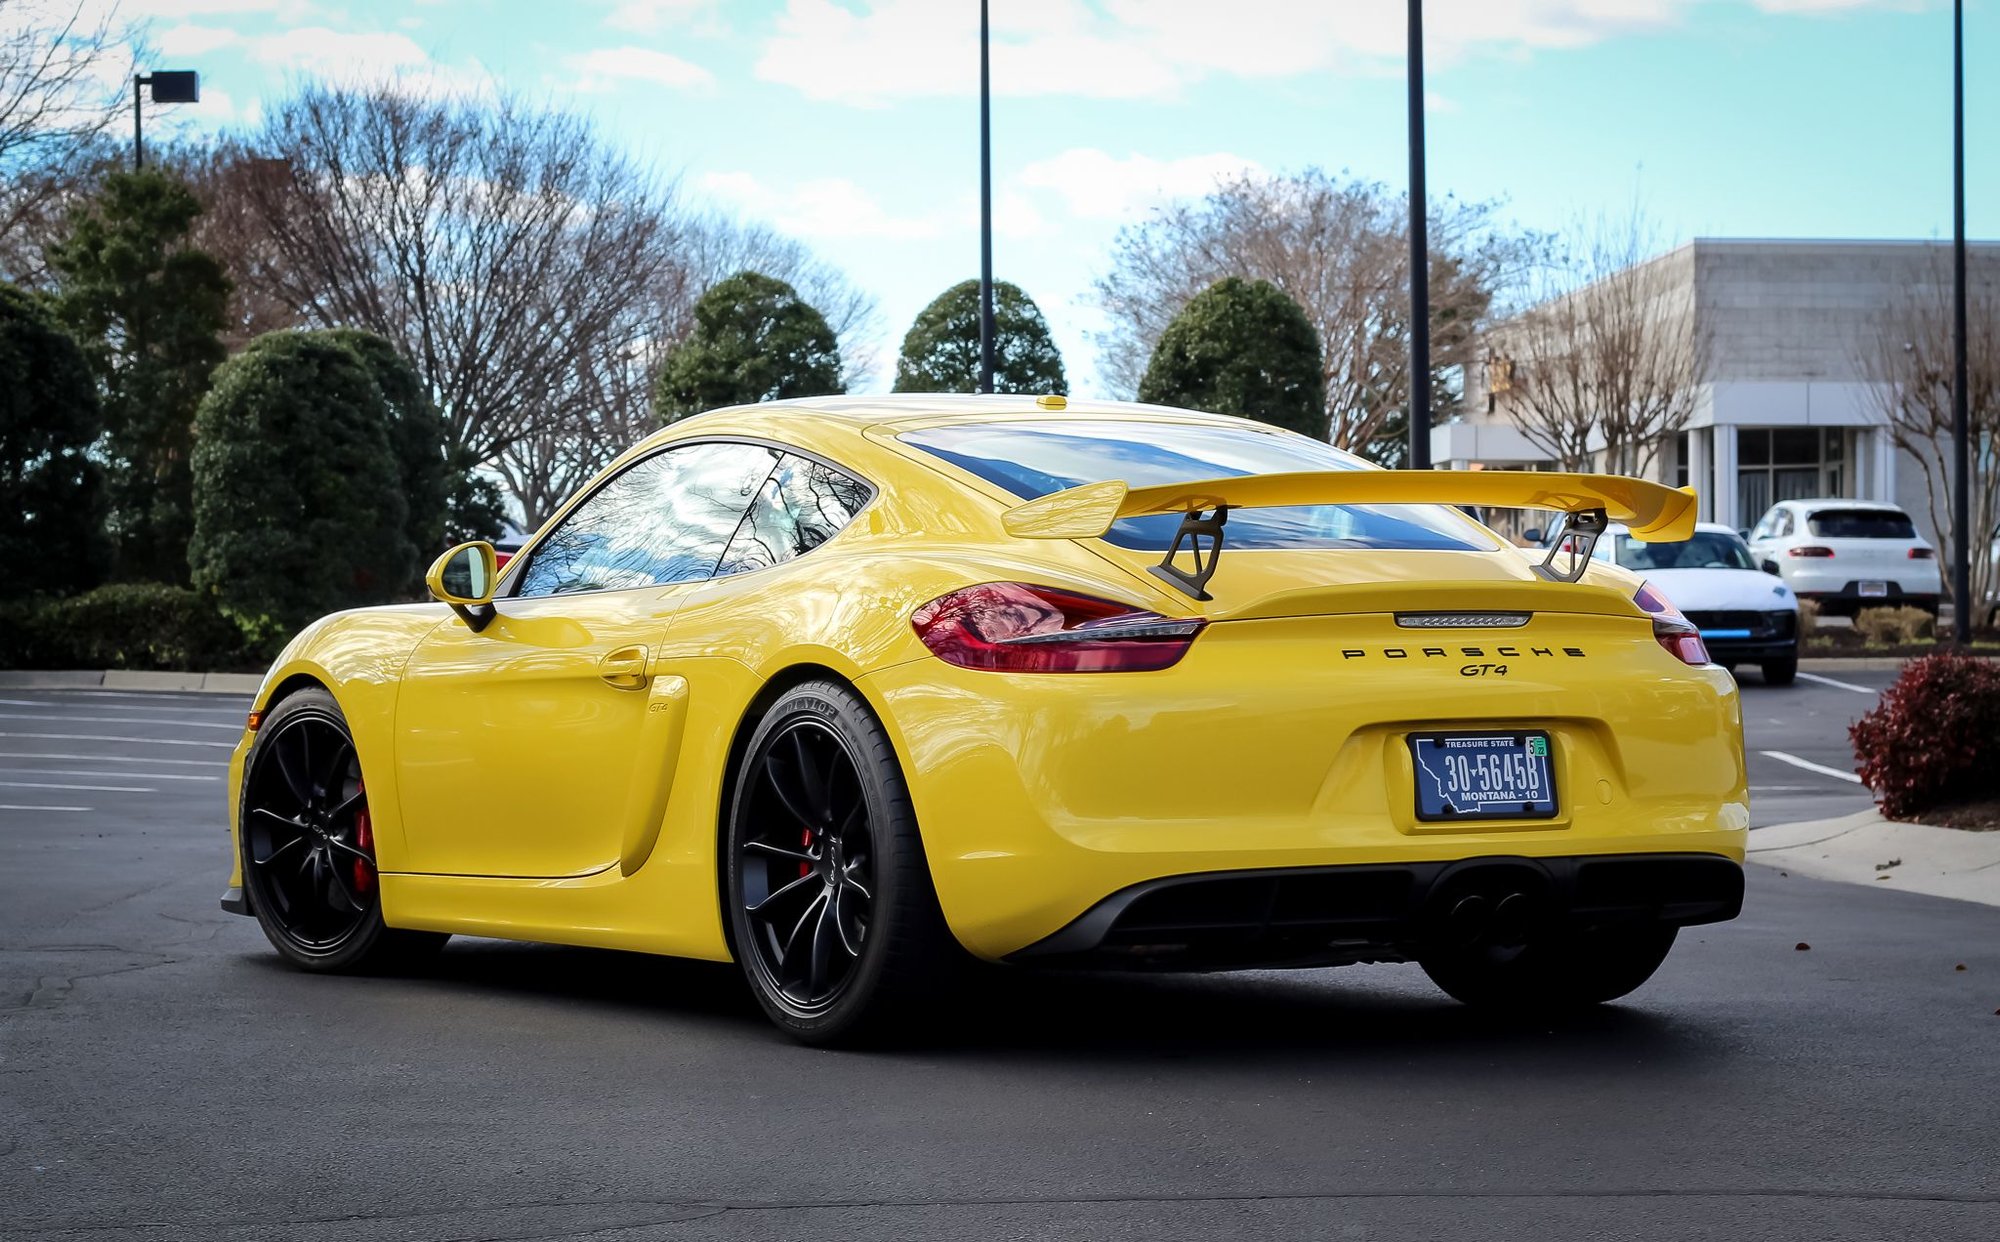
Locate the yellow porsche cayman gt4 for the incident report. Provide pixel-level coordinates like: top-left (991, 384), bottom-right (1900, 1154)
top-left (220, 395), bottom-right (1747, 1043)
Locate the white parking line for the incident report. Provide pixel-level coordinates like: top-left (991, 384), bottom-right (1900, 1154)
top-left (1759, 750), bottom-right (1864, 784)
top-left (0, 712), bottom-right (242, 730)
top-left (0, 780), bottom-right (151, 792)
top-left (1796, 672), bottom-right (1878, 694)
top-left (0, 804), bottom-right (90, 812)
top-left (0, 752), bottom-right (227, 767)
top-left (0, 732), bottom-right (236, 749)
top-left (0, 767), bottom-right (219, 781)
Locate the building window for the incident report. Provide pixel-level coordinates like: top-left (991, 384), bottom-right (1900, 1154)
top-left (1673, 432), bottom-right (1689, 488)
top-left (1736, 427), bottom-right (1846, 524)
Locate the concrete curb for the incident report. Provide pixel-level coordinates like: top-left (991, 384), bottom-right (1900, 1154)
top-left (0, 670), bottom-right (263, 694)
top-left (1799, 657), bottom-right (1908, 671)
top-left (1750, 808), bottom-right (2000, 908)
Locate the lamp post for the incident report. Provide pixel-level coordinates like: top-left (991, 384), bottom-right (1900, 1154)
top-left (132, 70), bottom-right (200, 171)
top-left (1950, 0), bottom-right (1970, 644)
top-left (1406, 0), bottom-right (1432, 469)
top-left (978, 0), bottom-right (996, 395)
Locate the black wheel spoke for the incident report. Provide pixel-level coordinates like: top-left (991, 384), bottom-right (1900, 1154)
top-left (745, 839), bottom-right (813, 865)
top-left (807, 888), bottom-right (838, 996)
top-left (325, 835), bottom-right (371, 864)
top-left (324, 850), bottom-right (364, 910)
top-left (841, 863), bottom-right (872, 903)
top-left (272, 733), bottom-right (312, 807)
top-left (779, 887), bottom-right (830, 981)
top-left (764, 746), bottom-right (821, 830)
top-left (831, 885), bottom-right (862, 958)
top-left (326, 788), bottom-right (365, 821)
top-left (748, 870), bottom-right (819, 917)
top-left (252, 833), bottom-right (305, 870)
top-left (787, 731), bottom-right (829, 818)
top-left (319, 737), bottom-right (355, 800)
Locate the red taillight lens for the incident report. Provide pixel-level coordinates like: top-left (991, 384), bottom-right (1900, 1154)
top-left (912, 583), bottom-right (1204, 673)
top-left (494, 550), bottom-right (514, 569)
top-left (1908, 547), bottom-right (1935, 559)
top-left (1634, 582), bottom-right (1710, 666)
top-left (1786, 545), bottom-right (1835, 558)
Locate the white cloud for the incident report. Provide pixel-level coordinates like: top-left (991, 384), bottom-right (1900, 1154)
top-left (701, 170), bottom-right (953, 240)
top-left (1018, 149), bottom-right (1263, 220)
top-left (158, 24), bottom-right (241, 57)
top-left (245, 26), bottom-right (433, 72)
top-left (601, 0), bottom-right (713, 34)
top-left (567, 46), bottom-right (715, 93)
top-left (754, 0), bottom-right (1915, 104)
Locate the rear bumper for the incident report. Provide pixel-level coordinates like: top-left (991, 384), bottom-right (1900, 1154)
top-left (863, 610), bottom-right (1749, 960)
top-left (1011, 853), bottom-right (1745, 970)
top-left (1793, 582), bottom-right (1941, 613)
top-left (1704, 638), bottom-right (1798, 662)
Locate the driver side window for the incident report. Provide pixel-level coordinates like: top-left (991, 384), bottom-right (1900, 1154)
top-left (515, 441), bottom-right (781, 598)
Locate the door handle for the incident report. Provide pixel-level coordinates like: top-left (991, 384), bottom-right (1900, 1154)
top-left (598, 645), bottom-right (651, 690)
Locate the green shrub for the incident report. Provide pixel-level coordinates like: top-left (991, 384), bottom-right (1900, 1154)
top-left (1, 584), bottom-right (244, 671)
top-left (892, 279), bottom-right (1065, 395)
top-left (654, 271), bottom-right (845, 423)
top-left (0, 283), bottom-right (110, 599)
top-left (1138, 277), bottom-right (1327, 437)
top-left (1854, 604), bottom-right (1933, 646)
top-left (190, 331), bottom-right (414, 633)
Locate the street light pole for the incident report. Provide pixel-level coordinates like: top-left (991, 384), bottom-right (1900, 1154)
top-left (130, 71), bottom-right (201, 172)
top-left (1406, 0), bottom-right (1432, 469)
top-left (1950, 0), bottom-right (1971, 644)
top-left (978, 0), bottom-right (996, 395)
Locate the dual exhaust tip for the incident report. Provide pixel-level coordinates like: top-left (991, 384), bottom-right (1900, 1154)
top-left (1443, 889), bottom-right (1545, 948)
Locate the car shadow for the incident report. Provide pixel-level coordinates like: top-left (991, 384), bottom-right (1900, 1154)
top-left (237, 939), bottom-right (1722, 1068)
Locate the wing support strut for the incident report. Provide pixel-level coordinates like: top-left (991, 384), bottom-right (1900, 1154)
top-left (1150, 506), bottom-right (1229, 601)
top-left (1534, 507), bottom-right (1608, 583)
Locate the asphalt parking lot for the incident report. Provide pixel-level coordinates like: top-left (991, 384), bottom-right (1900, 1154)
top-left (3, 678), bottom-right (1995, 1241)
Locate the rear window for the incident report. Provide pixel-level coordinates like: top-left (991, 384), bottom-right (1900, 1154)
top-left (899, 420), bottom-right (1486, 552)
top-left (1806, 509), bottom-right (1915, 539)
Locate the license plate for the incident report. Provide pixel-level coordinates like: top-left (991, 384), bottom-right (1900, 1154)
top-left (1859, 581), bottom-right (1889, 597)
top-left (1409, 731), bottom-right (1559, 822)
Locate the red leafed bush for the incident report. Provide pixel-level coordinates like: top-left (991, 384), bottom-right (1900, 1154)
top-left (1849, 652), bottom-right (2000, 819)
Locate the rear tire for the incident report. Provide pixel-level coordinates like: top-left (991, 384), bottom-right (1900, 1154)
top-left (1761, 656), bottom-right (1798, 686)
top-left (1420, 925), bottom-right (1677, 1011)
top-left (239, 688), bottom-right (448, 973)
top-left (724, 680), bottom-right (960, 1046)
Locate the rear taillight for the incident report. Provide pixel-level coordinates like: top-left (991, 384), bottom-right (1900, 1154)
top-left (1786, 546), bottom-right (1835, 558)
top-left (1908, 547), bottom-right (1935, 559)
top-left (1634, 582), bottom-right (1710, 666)
top-left (912, 583), bottom-right (1204, 673)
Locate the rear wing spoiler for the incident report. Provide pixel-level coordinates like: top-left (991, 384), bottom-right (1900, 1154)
top-left (1001, 470), bottom-right (1699, 600)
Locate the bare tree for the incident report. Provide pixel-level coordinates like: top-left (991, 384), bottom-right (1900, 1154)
top-left (0, 0), bottom-right (142, 282)
top-left (491, 211), bottom-right (877, 527)
top-left (1494, 210), bottom-right (1709, 477)
top-left (233, 84), bottom-right (685, 469)
top-left (1093, 168), bottom-right (1542, 459)
top-left (1859, 248), bottom-right (2000, 629)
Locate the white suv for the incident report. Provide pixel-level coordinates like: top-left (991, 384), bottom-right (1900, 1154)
top-left (1744, 499), bottom-right (1941, 616)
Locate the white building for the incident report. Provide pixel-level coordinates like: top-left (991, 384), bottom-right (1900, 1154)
top-left (1433, 238), bottom-right (1998, 540)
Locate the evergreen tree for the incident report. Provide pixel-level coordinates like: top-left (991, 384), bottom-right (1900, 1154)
top-left (0, 284), bottom-right (109, 598)
top-left (189, 333), bottom-right (411, 633)
top-left (892, 279), bottom-right (1064, 394)
top-left (316, 328), bottom-right (452, 570)
top-left (654, 272), bottom-right (844, 424)
top-left (1138, 277), bottom-right (1326, 438)
top-left (49, 170), bottom-right (230, 583)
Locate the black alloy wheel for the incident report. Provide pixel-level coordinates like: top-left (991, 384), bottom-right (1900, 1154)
top-left (239, 688), bottom-right (445, 971)
top-left (725, 680), bottom-right (959, 1044)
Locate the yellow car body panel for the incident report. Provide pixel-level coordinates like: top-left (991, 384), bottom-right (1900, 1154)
top-left (224, 396), bottom-right (1747, 967)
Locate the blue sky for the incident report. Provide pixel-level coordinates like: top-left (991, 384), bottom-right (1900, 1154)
top-left (126, 0), bottom-right (1997, 394)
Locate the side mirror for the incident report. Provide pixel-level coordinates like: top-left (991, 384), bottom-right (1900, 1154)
top-left (426, 541), bottom-right (498, 631)
top-left (1738, 529), bottom-right (1752, 541)
top-left (1523, 527), bottom-right (1543, 544)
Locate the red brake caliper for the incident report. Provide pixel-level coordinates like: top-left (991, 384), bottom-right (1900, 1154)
top-left (800, 828), bottom-right (812, 879)
top-left (353, 776), bottom-right (375, 894)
